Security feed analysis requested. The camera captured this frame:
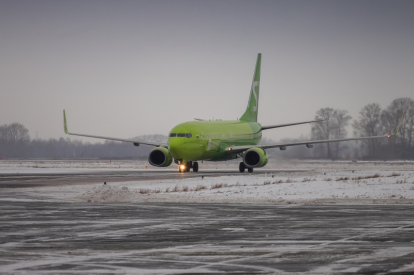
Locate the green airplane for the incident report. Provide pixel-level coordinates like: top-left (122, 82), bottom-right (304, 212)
top-left (63, 53), bottom-right (403, 173)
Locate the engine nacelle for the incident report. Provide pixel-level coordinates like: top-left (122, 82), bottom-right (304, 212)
top-left (243, 147), bottom-right (268, 168)
top-left (148, 147), bottom-right (173, 167)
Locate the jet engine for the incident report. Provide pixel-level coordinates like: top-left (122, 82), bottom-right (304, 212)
top-left (148, 147), bottom-right (173, 167)
top-left (243, 148), bottom-right (268, 168)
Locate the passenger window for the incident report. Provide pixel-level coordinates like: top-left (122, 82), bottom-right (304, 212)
top-left (177, 133), bottom-right (186, 137)
top-left (169, 133), bottom-right (177, 137)
top-left (186, 133), bottom-right (192, 138)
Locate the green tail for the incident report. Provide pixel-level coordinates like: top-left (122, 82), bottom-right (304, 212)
top-left (240, 53), bottom-right (261, 122)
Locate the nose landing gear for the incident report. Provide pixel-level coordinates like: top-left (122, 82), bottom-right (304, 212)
top-left (178, 161), bottom-right (199, 173)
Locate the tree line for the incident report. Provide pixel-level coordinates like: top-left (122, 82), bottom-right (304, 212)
top-left (269, 97), bottom-right (414, 160)
top-left (1, 97), bottom-right (413, 160)
top-left (0, 128), bottom-right (166, 159)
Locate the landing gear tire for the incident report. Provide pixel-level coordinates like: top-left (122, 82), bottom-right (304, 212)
top-left (179, 163), bottom-right (187, 173)
top-left (239, 162), bottom-right (246, 173)
top-left (193, 162), bottom-right (199, 172)
top-left (248, 167), bottom-right (254, 173)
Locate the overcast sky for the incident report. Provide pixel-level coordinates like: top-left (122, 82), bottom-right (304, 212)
top-left (1, 0), bottom-right (413, 142)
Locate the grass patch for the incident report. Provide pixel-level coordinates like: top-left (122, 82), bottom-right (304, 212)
top-left (350, 173), bottom-right (403, 180)
top-left (211, 183), bottom-right (228, 189)
top-left (194, 184), bottom-right (207, 191)
top-left (387, 172), bottom-right (401, 177)
top-left (139, 189), bottom-right (151, 194)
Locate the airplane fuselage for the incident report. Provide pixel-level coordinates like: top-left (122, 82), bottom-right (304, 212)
top-left (168, 120), bottom-right (262, 162)
top-left (62, 53), bottom-right (397, 173)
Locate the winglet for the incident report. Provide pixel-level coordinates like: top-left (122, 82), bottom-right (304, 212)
top-left (63, 110), bottom-right (69, 134)
top-left (388, 110), bottom-right (405, 137)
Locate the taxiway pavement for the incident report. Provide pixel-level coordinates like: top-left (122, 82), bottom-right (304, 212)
top-left (0, 168), bottom-right (307, 188)
top-left (1, 198), bottom-right (413, 273)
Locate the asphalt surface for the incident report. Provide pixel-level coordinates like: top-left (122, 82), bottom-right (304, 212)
top-left (1, 197), bottom-right (414, 273)
top-left (0, 169), bottom-right (307, 188)
top-left (1, 168), bottom-right (414, 273)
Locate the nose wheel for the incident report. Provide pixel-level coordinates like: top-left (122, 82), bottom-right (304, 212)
top-left (178, 161), bottom-right (199, 173)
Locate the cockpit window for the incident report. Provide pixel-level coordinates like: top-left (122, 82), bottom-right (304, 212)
top-left (170, 133), bottom-right (192, 138)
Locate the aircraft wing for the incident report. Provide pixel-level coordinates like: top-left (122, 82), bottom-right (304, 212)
top-left (63, 110), bottom-right (161, 147)
top-left (261, 119), bottom-right (324, 130)
top-left (225, 134), bottom-right (390, 154)
top-left (226, 112), bottom-right (404, 155)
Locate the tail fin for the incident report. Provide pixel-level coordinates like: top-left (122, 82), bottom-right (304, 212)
top-left (240, 53), bottom-right (261, 122)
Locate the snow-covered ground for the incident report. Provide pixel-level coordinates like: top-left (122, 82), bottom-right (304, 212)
top-left (1, 158), bottom-right (414, 173)
top-left (0, 159), bottom-right (152, 174)
top-left (73, 171), bottom-right (414, 204)
top-left (2, 159), bottom-right (414, 205)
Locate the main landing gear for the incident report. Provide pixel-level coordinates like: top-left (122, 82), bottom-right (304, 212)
top-left (239, 162), bottom-right (253, 173)
top-left (193, 162), bottom-right (199, 172)
top-left (178, 161), bottom-right (199, 173)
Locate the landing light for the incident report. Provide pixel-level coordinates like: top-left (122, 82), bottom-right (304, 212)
top-left (180, 165), bottom-right (185, 170)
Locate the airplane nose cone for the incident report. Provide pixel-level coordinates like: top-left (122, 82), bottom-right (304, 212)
top-left (168, 136), bottom-right (201, 161)
top-left (168, 137), bottom-right (185, 159)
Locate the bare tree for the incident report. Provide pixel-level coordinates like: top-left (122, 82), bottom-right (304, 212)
top-left (381, 98), bottom-right (414, 159)
top-left (352, 103), bottom-right (383, 158)
top-left (0, 123), bottom-right (30, 158)
top-left (0, 124), bottom-right (7, 157)
top-left (311, 108), bottom-right (336, 158)
top-left (332, 110), bottom-right (352, 158)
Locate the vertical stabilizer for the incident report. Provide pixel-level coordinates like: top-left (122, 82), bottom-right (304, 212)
top-left (240, 53), bottom-right (261, 122)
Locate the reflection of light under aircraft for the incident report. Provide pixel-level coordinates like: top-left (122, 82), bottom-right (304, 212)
top-left (63, 54), bottom-right (403, 173)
